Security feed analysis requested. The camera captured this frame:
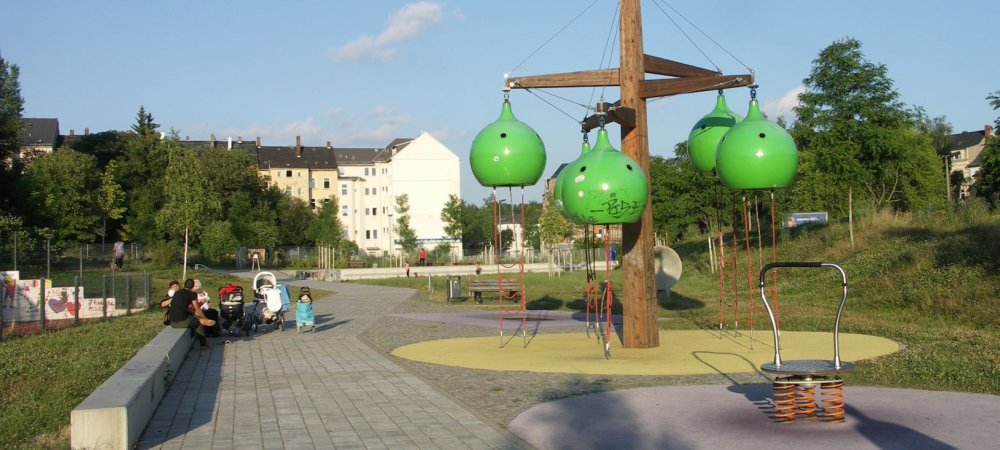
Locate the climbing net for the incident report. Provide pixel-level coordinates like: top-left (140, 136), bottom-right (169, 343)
top-left (492, 187), bottom-right (529, 348)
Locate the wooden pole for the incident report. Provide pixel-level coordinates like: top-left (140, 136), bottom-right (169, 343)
top-left (618, 0), bottom-right (658, 348)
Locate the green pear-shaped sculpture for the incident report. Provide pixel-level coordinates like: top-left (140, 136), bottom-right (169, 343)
top-left (560, 128), bottom-right (648, 224)
top-left (470, 100), bottom-right (547, 187)
top-left (687, 93), bottom-right (742, 173)
top-left (715, 98), bottom-right (798, 190)
top-left (553, 140), bottom-right (590, 214)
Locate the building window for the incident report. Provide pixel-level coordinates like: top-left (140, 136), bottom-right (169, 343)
top-left (323, 198), bottom-right (331, 203)
top-left (309, 178), bottom-right (315, 188)
top-left (285, 187), bottom-right (292, 196)
top-left (371, 208), bottom-right (377, 216)
top-left (365, 188), bottom-right (370, 195)
top-left (286, 170), bottom-right (292, 177)
top-left (297, 188), bottom-right (301, 195)
top-left (366, 230), bottom-right (371, 239)
top-left (342, 205), bottom-right (348, 217)
top-left (341, 184), bottom-right (347, 195)
top-left (338, 169), bottom-right (344, 176)
top-left (324, 178), bottom-right (330, 188)
top-left (297, 171), bottom-right (302, 177)
top-left (373, 230), bottom-right (378, 239)
top-left (310, 199), bottom-right (316, 209)
top-left (365, 209), bottom-right (369, 216)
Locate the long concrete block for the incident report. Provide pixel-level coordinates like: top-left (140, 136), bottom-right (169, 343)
top-left (71, 327), bottom-right (192, 450)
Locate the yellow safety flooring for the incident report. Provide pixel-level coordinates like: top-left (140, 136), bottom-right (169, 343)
top-left (392, 329), bottom-right (899, 376)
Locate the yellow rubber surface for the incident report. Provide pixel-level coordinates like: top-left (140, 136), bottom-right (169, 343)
top-left (392, 329), bottom-right (899, 376)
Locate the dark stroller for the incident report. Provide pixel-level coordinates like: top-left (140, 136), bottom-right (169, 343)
top-left (218, 283), bottom-right (252, 336)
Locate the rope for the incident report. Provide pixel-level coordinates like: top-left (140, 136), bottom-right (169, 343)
top-left (651, 0), bottom-right (753, 73)
top-left (508, 0), bottom-right (603, 74)
top-left (649, 0), bottom-right (719, 73)
top-left (524, 88), bottom-right (589, 127)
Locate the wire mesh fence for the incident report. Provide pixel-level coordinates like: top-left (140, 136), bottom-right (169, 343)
top-left (1, 239), bottom-right (153, 340)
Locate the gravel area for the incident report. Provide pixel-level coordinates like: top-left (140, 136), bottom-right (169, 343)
top-left (358, 290), bottom-right (770, 426)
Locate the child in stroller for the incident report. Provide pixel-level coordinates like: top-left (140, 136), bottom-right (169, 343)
top-left (218, 283), bottom-right (251, 336)
top-left (253, 271), bottom-right (288, 331)
top-left (296, 286), bottom-right (315, 334)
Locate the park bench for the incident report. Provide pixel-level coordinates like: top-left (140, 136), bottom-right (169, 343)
top-left (467, 278), bottom-right (522, 303)
top-left (346, 261), bottom-right (368, 269)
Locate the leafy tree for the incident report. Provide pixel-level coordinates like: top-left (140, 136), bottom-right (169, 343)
top-left (440, 194), bottom-right (463, 241)
top-left (155, 143), bottom-right (219, 243)
top-left (275, 195), bottom-right (314, 246)
top-left (96, 159), bottom-right (126, 242)
top-left (988, 90), bottom-right (1000, 130)
top-left (792, 37), bottom-right (930, 242)
top-left (70, 130), bottom-right (129, 169)
top-left (394, 194), bottom-right (418, 255)
top-left (0, 52), bottom-right (24, 212)
top-left (199, 220), bottom-right (238, 264)
top-left (973, 136), bottom-right (1000, 207)
top-left (538, 188), bottom-right (571, 248)
top-left (972, 91), bottom-right (1000, 205)
top-left (307, 196), bottom-right (343, 247)
top-left (647, 143), bottom-right (719, 242)
top-left (22, 149), bottom-right (102, 242)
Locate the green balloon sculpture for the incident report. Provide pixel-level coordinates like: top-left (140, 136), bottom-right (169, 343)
top-left (715, 97), bottom-right (798, 190)
top-left (553, 139), bottom-right (590, 214)
top-left (560, 128), bottom-right (648, 224)
top-left (470, 100), bottom-right (547, 187)
top-left (687, 93), bottom-right (742, 173)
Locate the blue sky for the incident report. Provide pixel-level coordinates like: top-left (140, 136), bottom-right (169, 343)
top-left (3, 0), bottom-right (996, 203)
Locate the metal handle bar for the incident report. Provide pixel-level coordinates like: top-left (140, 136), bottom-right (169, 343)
top-left (758, 262), bottom-right (849, 370)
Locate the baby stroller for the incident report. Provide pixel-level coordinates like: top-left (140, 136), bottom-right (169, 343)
top-left (253, 271), bottom-right (289, 331)
top-left (218, 283), bottom-right (250, 336)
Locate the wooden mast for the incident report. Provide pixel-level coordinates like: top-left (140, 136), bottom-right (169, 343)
top-left (505, 0), bottom-right (752, 349)
top-left (618, 0), bottom-right (658, 348)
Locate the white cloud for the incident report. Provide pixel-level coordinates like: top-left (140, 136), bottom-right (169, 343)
top-left (761, 85), bottom-right (805, 121)
top-left (330, 1), bottom-right (443, 62)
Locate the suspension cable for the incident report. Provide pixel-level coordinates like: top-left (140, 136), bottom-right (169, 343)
top-left (509, 0), bottom-right (603, 74)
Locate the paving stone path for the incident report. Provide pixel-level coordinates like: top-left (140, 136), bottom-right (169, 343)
top-left (138, 279), bottom-right (524, 450)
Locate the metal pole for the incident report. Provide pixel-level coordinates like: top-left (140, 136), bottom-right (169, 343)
top-left (74, 276), bottom-right (80, 326)
top-left (39, 279), bottom-right (46, 331)
top-left (944, 155), bottom-right (951, 207)
top-left (102, 274), bottom-right (107, 320)
top-left (46, 239), bottom-right (51, 279)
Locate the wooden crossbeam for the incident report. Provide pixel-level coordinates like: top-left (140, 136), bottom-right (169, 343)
top-left (507, 69), bottom-right (619, 89)
top-left (642, 54), bottom-right (719, 78)
top-left (641, 74), bottom-right (753, 99)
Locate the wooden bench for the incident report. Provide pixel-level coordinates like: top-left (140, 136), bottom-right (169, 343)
top-left (467, 279), bottom-right (522, 303)
top-left (346, 261), bottom-right (367, 269)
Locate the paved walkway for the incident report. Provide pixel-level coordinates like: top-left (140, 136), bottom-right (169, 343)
top-left (137, 278), bottom-right (524, 450)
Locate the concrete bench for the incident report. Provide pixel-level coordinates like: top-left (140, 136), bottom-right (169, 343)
top-left (468, 279), bottom-right (522, 303)
top-left (71, 326), bottom-right (193, 449)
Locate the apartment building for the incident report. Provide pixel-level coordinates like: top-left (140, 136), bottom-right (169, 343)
top-left (948, 125), bottom-right (993, 199)
top-left (251, 132), bottom-right (461, 256)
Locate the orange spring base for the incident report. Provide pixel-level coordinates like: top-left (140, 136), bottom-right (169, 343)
top-left (820, 379), bottom-right (846, 422)
top-left (771, 377), bottom-right (846, 424)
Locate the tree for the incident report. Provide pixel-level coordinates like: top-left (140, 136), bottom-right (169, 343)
top-left (131, 105), bottom-right (159, 137)
top-left (538, 188), bottom-right (571, 249)
top-left (96, 159), bottom-right (126, 242)
top-left (0, 52), bottom-right (24, 212)
top-left (23, 149), bottom-right (102, 242)
top-left (394, 194), bottom-right (418, 255)
top-left (155, 143), bottom-right (219, 243)
top-left (793, 37), bottom-right (922, 244)
top-left (440, 194), bottom-right (463, 241)
top-left (307, 196), bottom-right (343, 247)
top-left (973, 92), bottom-right (1000, 206)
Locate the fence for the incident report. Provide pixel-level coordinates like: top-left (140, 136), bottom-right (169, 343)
top-left (2, 237), bottom-right (153, 339)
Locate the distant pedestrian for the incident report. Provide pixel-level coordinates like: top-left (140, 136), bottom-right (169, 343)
top-left (418, 248), bottom-right (427, 266)
top-left (475, 262), bottom-right (482, 276)
top-left (405, 261), bottom-right (411, 277)
top-left (112, 241), bottom-right (125, 270)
